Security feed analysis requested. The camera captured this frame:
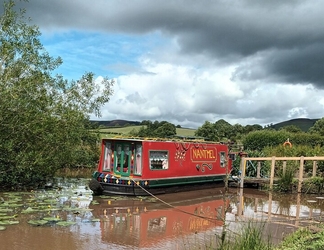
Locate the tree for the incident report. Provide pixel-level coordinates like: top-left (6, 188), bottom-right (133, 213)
top-left (155, 122), bottom-right (176, 138)
top-left (131, 120), bottom-right (176, 138)
top-left (214, 119), bottom-right (233, 141)
top-left (309, 117), bottom-right (324, 136)
top-left (232, 123), bottom-right (244, 140)
top-left (195, 121), bottom-right (218, 141)
top-left (0, 1), bottom-right (114, 188)
top-left (244, 124), bottom-right (263, 134)
top-left (279, 125), bottom-right (303, 133)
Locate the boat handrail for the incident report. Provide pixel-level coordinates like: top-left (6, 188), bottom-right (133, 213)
top-left (106, 135), bottom-right (228, 144)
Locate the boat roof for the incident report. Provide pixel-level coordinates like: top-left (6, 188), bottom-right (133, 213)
top-left (102, 136), bottom-right (225, 144)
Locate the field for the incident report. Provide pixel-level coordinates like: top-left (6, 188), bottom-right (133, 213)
top-left (98, 125), bottom-right (196, 138)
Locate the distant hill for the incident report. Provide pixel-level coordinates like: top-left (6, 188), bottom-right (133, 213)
top-left (270, 118), bottom-right (319, 132)
top-left (90, 119), bottom-right (141, 127)
top-left (91, 118), bottom-right (320, 132)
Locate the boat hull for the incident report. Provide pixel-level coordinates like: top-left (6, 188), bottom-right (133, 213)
top-left (89, 174), bottom-right (226, 196)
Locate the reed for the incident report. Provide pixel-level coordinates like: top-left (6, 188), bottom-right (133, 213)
top-left (276, 165), bottom-right (295, 192)
top-left (217, 221), bottom-right (272, 250)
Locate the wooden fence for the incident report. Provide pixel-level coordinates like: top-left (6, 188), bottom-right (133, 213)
top-left (239, 156), bottom-right (324, 192)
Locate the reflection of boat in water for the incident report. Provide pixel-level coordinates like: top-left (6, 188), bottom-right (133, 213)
top-left (89, 138), bottom-right (234, 196)
top-left (92, 195), bottom-right (229, 248)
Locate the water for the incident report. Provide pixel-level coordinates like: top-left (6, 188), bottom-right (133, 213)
top-left (1, 179), bottom-right (324, 250)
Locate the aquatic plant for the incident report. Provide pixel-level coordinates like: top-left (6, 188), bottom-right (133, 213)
top-left (302, 177), bottom-right (324, 194)
top-left (276, 165), bottom-right (295, 192)
top-left (218, 221), bottom-right (272, 250)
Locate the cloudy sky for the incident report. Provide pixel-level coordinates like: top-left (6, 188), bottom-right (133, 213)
top-left (9, 0), bottom-right (324, 128)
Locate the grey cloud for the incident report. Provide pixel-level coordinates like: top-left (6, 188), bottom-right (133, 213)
top-left (11, 0), bottom-right (324, 88)
top-left (233, 44), bottom-right (324, 87)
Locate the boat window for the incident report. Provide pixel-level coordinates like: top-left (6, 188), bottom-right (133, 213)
top-left (103, 142), bottom-right (112, 171)
top-left (220, 151), bottom-right (226, 168)
top-left (115, 144), bottom-right (123, 173)
top-left (149, 151), bottom-right (169, 170)
top-left (134, 144), bottom-right (142, 175)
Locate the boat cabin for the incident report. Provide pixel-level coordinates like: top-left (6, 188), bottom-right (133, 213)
top-left (90, 138), bottom-right (233, 195)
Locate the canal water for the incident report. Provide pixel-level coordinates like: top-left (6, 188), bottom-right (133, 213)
top-left (1, 179), bottom-right (324, 250)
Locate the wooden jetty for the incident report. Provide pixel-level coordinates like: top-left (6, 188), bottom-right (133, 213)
top-left (239, 156), bottom-right (324, 192)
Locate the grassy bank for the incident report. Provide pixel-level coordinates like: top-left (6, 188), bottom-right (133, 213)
top-left (55, 167), bottom-right (95, 178)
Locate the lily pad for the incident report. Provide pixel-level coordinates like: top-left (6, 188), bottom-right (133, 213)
top-left (4, 203), bottom-right (24, 208)
top-left (0, 220), bottom-right (19, 225)
top-left (0, 226), bottom-right (6, 231)
top-left (28, 220), bottom-right (48, 226)
top-left (56, 221), bottom-right (76, 226)
top-left (21, 207), bottom-right (38, 214)
top-left (0, 215), bottom-right (17, 220)
top-left (43, 199), bottom-right (58, 204)
top-left (43, 217), bottom-right (62, 222)
top-left (0, 208), bottom-right (13, 213)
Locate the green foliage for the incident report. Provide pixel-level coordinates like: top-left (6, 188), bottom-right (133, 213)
top-left (289, 133), bottom-right (324, 147)
top-left (302, 177), bottom-right (324, 193)
top-left (243, 130), bottom-right (324, 151)
top-left (276, 165), bottom-right (295, 192)
top-left (194, 119), bottom-right (235, 141)
top-left (276, 228), bottom-right (324, 250)
top-left (196, 120), bottom-right (263, 142)
top-left (195, 121), bottom-right (218, 141)
top-left (309, 117), bottom-right (324, 136)
top-left (231, 149), bottom-right (270, 177)
top-left (279, 125), bottom-right (303, 133)
top-left (243, 130), bottom-right (291, 151)
top-left (0, 1), bottom-right (113, 188)
top-left (214, 119), bottom-right (234, 140)
top-left (130, 120), bottom-right (176, 138)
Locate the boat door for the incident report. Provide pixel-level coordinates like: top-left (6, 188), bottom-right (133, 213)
top-left (114, 143), bottom-right (131, 177)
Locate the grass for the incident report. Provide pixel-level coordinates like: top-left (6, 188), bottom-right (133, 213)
top-left (178, 221), bottom-right (273, 250)
top-left (219, 222), bottom-right (272, 250)
top-left (99, 125), bottom-right (142, 134)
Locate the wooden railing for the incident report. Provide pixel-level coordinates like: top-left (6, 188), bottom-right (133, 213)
top-left (239, 156), bottom-right (324, 192)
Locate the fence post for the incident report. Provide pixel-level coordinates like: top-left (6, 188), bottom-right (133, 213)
top-left (313, 161), bottom-right (317, 177)
top-left (298, 156), bottom-right (304, 193)
top-left (257, 161), bottom-right (261, 178)
top-left (239, 157), bottom-right (246, 188)
top-left (283, 161), bottom-right (286, 175)
top-left (270, 156), bottom-right (275, 190)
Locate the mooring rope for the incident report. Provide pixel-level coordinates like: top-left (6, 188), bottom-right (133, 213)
top-left (131, 178), bottom-right (230, 223)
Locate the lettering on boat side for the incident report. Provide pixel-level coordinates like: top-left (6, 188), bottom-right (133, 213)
top-left (191, 147), bottom-right (217, 162)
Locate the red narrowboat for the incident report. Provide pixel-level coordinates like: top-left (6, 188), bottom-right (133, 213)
top-left (89, 138), bottom-right (233, 196)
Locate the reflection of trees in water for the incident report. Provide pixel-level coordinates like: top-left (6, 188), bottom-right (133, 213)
top-left (243, 197), bottom-right (266, 208)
